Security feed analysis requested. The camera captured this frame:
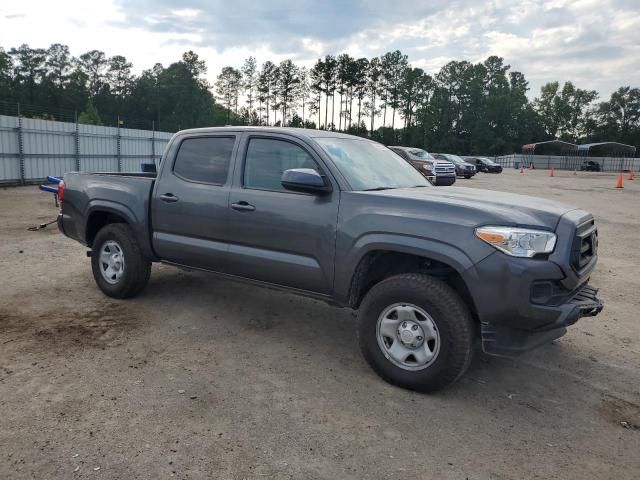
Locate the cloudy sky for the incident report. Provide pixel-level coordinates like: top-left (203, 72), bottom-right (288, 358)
top-left (1, 0), bottom-right (639, 99)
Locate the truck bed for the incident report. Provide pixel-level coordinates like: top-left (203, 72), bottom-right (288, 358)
top-left (57, 171), bottom-right (156, 258)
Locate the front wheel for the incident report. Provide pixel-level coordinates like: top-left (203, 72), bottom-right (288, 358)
top-left (91, 223), bottom-right (151, 299)
top-left (357, 274), bottom-right (475, 392)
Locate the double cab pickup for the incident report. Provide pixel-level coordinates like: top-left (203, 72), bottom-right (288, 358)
top-left (57, 127), bottom-right (603, 391)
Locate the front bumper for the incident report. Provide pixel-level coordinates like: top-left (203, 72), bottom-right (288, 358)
top-left (435, 176), bottom-right (456, 186)
top-left (463, 210), bottom-right (603, 356)
top-left (457, 168), bottom-right (475, 177)
top-left (480, 282), bottom-right (603, 356)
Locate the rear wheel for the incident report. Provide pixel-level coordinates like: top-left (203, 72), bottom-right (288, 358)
top-left (357, 273), bottom-right (475, 392)
top-left (91, 223), bottom-right (151, 299)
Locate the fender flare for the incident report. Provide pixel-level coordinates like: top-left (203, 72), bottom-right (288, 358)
top-left (84, 200), bottom-right (155, 258)
top-left (85, 200), bottom-right (138, 228)
top-left (351, 233), bottom-right (475, 272)
top-left (337, 233), bottom-right (479, 307)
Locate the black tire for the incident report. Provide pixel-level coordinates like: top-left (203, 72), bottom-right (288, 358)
top-left (464, 175), bottom-right (472, 179)
top-left (91, 223), bottom-right (151, 299)
top-left (357, 273), bottom-right (474, 393)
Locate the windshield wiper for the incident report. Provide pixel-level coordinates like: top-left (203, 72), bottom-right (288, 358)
top-left (363, 187), bottom-right (394, 191)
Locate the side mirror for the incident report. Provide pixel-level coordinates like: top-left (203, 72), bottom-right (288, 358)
top-left (281, 168), bottom-right (332, 194)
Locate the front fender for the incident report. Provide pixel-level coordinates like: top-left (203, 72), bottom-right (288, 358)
top-left (333, 232), bottom-right (480, 306)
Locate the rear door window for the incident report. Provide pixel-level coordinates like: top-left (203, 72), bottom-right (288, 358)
top-left (173, 136), bottom-right (235, 184)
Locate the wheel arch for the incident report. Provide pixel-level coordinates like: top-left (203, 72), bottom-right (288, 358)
top-left (344, 239), bottom-right (478, 318)
top-left (85, 202), bottom-right (136, 247)
top-left (84, 201), bottom-right (156, 259)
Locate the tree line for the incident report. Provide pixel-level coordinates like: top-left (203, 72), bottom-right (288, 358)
top-left (1, 43), bottom-right (639, 154)
top-left (0, 44), bottom-right (230, 131)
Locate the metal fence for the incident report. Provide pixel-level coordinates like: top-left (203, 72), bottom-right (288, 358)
top-left (0, 114), bottom-right (174, 185)
top-left (493, 154), bottom-right (640, 172)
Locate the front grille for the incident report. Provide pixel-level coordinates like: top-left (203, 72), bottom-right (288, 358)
top-left (571, 219), bottom-right (598, 271)
top-left (434, 163), bottom-right (456, 175)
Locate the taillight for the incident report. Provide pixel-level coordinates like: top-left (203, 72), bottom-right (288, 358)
top-left (57, 180), bottom-right (65, 210)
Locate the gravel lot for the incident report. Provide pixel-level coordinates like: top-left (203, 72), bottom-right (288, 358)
top-left (1, 169), bottom-right (639, 479)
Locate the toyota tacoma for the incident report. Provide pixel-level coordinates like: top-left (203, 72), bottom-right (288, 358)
top-left (55, 127), bottom-right (603, 392)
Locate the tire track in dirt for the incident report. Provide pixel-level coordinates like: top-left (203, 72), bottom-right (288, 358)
top-left (0, 302), bottom-right (141, 351)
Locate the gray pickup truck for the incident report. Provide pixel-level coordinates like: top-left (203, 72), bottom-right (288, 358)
top-left (56, 127), bottom-right (603, 392)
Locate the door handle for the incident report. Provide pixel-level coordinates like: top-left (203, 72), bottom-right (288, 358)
top-left (159, 193), bottom-right (179, 203)
top-left (231, 201), bottom-right (256, 212)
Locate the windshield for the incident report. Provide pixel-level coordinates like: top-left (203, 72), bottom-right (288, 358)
top-left (316, 138), bottom-right (430, 191)
top-left (479, 157), bottom-right (498, 165)
top-left (443, 154), bottom-right (466, 164)
top-left (438, 158), bottom-right (464, 165)
top-left (407, 149), bottom-right (434, 161)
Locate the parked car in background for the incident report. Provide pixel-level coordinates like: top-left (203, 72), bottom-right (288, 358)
top-left (467, 156), bottom-right (503, 173)
top-left (432, 153), bottom-right (476, 179)
top-left (580, 160), bottom-right (601, 172)
top-left (388, 146), bottom-right (456, 186)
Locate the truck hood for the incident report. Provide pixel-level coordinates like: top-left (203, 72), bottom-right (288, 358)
top-left (365, 186), bottom-right (578, 229)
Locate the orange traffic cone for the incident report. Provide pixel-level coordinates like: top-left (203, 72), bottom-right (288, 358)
top-left (550, 167), bottom-right (555, 177)
top-left (628, 171), bottom-right (634, 180)
top-left (616, 173), bottom-right (624, 189)
top-left (520, 166), bottom-right (524, 173)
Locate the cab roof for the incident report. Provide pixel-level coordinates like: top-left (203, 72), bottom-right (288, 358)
top-left (388, 145), bottom-right (424, 151)
top-left (176, 126), bottom-right (368, 142)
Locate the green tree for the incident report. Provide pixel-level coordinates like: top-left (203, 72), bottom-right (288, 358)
top-left (381, 50), bottom-right (408, 132)
top-left (323, 55), bottom-right (338, 129)
top-left (215, 66), bottom-right (243, 123)
top-left (366, 57), bottom-right (383, 134)
top-left (353, 58), bottom-right (369, 128)
top-left (45, 44), bottom-right (72, 87)
top-left (398, 67), bottom-right (431, 133)
top-left (336, 54), bottom-right (352, 130)
top-left (0, 47), bottom-right (12, 101)
top-left (275, 59), bottom-right (300, 125)
top-left (257, 61), bottom-right (274, 125)
top-left (241, 56), bottom-right (258, 123)
top-left (78, 99), bottom-right (102, 125)
top-left (153, 54), bottom-right (230, 131)
top-left (298, 66), bottom-right (311, 125)
top-left (311, 55), bottom-right (336, 129)
top-left (78, 50), bottom-right (108, 97)
top-left (593, 86), bottom-right (640, 145)
top-left (308, 61), bottom-right (323, 129)
top-left (534, 81), bottom-right (598, 141)
top-left (257, 61), bottom-right (278, 126)
top-left (107, 55), bottom-right (133, 98)
top-left (181, 50), bottom-right (207, 78)
top-left (9, 44), bottom-right (47, 103)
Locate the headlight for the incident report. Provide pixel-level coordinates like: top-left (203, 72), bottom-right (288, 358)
top-left (475, 226), bottom-right (556, 258)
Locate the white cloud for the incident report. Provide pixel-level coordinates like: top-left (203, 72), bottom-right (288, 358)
top-left (0, 0), bottom-right (638, 100)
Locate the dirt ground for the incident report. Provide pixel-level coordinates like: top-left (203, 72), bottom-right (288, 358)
top-left (1, 169), bottom-right (639, 479)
